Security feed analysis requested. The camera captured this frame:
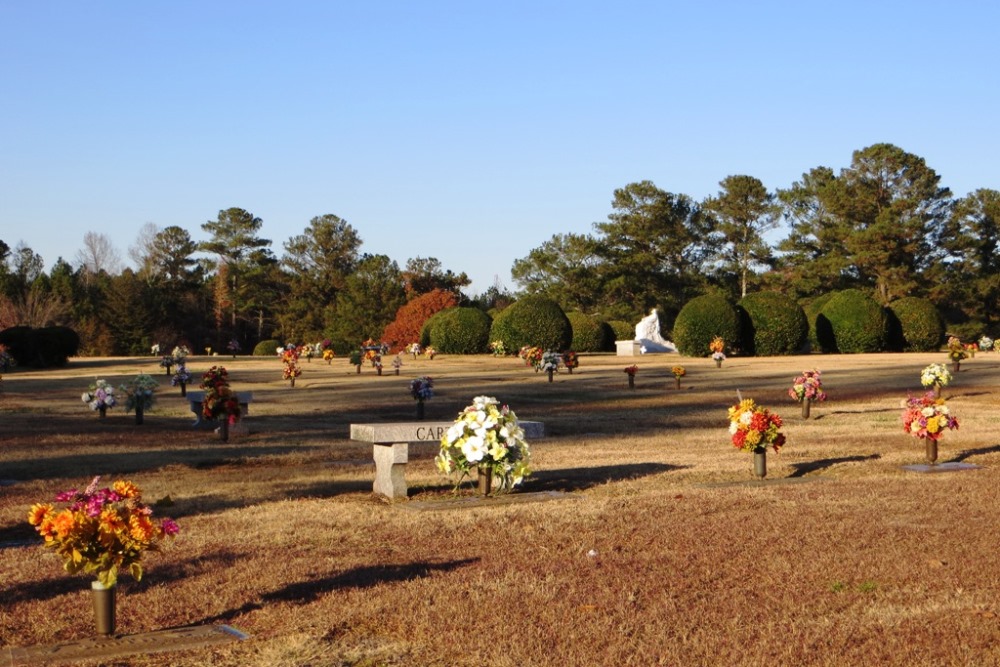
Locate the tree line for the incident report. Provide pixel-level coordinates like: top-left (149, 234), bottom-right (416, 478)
top-left (512, 143), bottom-right (999, 339)
top-left (0, 210), bottom-right (491, 356)
top-left (2, 142), bottom-right (996, 357)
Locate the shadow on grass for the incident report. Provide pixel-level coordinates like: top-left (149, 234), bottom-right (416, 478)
top-left (1, 445), bottom-right (313, 482)
top-left (788, 454), bottom-right (881, 478)
top-left (950, 444), bottom-right (1000, 463)
top-left (164, 480), bottom-right (375, 520)
top-left (527, 462), bottom-right (683, 492)
top-left (0, 551), bottom-right (238, 604)
top-left (199, 558), bottom-right (480, 624)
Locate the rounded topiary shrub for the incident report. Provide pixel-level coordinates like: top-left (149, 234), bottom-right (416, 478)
top-left (428, 307), bottom-right (492, 354)
top-left (737, 291), bottom-right (808, 356)
top-left (488, 296), bottom-right (572, 352)
top-left (606, 320), bottom-right (634, 342)
top-left (803, 292), bottom-right (838, 353)
top-left (672, 295), bottom-right (741, 357)
top-left (419, 311), bottom-right (445, 348)
top-left (817, 289), bottom-right (888, 353)
top-left (253, 339), bottom-right (281, 356)
top-left (566, 312), bottom-right (614, 352)
top-left (0, 326), bottom-right (79, 367)
top-left (886, 297), bottom-right (945, 352)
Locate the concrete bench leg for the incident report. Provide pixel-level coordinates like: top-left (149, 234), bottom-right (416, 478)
top-left (373, 443), bottom-right (408, 499)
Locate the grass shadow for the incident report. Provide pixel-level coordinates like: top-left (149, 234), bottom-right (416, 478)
top-left (528, 462), bottom-right (684, 492)
top-left (950, 444), bottom-right (1000, 463)
top-left (199, 558), bottom-right (480, 624)
top-left (788, 454), bottom-right (881, 478)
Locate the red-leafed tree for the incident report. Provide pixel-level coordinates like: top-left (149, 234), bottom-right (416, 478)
top-left (381, 289), bottom-right (458, 351)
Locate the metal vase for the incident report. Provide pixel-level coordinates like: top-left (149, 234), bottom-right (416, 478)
top-left (135, 402), bottom-right (144, 425)
top-left (802, 399), bottom-right (811, 419)
top-left (477, 466), bottom-right (493, 496)
top-left (180, 381), bottom-right (187, 397)
top-left (220, 418), bottom-right (230, 442)
top-left (416, 400), bottom-right (425, 420)
top-left (628, 375), bottom-right (635, 390)
top-left (91, 581), bottom-right (116, 636)
top-left (547, 368), bottom-right (554, 383)
top-left (675, 377), bottom-right (681, 390)
top-left (753, 449), bottom-right (767, 479)
top-left (926, 439), bottom-right (938, 465)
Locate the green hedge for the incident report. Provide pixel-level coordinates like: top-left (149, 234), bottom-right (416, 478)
top-left (253, 339), bottom-right (281, 356)
top-left (488, 296), bottom-right (572, 352)
top-left (428, 307), bottom-right (492, 354)
top-left (606, 320), bottom-right (634, 342)
top-left (816, 289), bottom-right (887, 353)
top-left (0, 325), bottom-right (79, 367)
top-left (566, 312), bottom-right (614, 352)
top-left (737, 291), bottom-right (808, 356)
top-left (886, 297), bottom-right (945, 352)
top-left (672, 295), bottom-right (741, 357)
top-left (803, 292), bottom-right (837, 352)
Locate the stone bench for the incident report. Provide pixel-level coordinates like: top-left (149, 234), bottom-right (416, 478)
top-left (185, 391), bottom-right (253, 427)
top-left (350, 420), bottom-right (545, 500)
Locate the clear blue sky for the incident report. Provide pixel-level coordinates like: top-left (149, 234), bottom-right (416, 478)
top-left (2, 2), bottom-right (997, 294)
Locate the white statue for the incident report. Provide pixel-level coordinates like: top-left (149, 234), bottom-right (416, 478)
top-left (634, 309), bottom-right (676, 354)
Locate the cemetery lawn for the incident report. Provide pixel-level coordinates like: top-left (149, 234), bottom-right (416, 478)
top-left (1, 352), bottom-right (999, 666)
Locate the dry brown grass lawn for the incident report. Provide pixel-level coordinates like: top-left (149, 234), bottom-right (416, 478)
top-left (1, 351), bottom-right (999, 666)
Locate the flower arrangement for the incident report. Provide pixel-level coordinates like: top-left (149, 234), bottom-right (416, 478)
top-left (709, 336), bottom-right (725, 356)
top-left (159, 355), bottom-right (174, 373)
top-left (82, 379), bottom-right (116, 412)
top-left (946, 336), bottom-right (967, 363)
top-left (119, 373), bottom-right (157, 413)
top-left (407, 342), bottom-right (422, 358)
top-left (624, 365), bottom-right (639, 377)
top-left (965, 342), bottom-right (978, 357)
top-left (540, 350), bottom-right (560, 373)
top-left (410, 376), bottom-right (434, 401)
top-left (281, 347), bottom-right (302, 382)
top-left (150, 343), bottom-right (160, 356)
top-left (425, 346), bottom-right (437, 359)
top-left (171, 363), bottom-right (191, 387)
top-left (437, 396), bottom-right (531, 493)
top-left (0, 343), bottom-right (16, 372)
top-left (672, 366), bottom-right (686, 379)
top-left (226, 338), bottom-right (241, 356)
top-left (901, 392), bottom-right (959, 441)
top-left (392, 355), bottom-right (403, 373)
top-left (373, 355), bottom-right (383, 374)
top-left (489, 340), bottom-right (508, 357)
top-left (978, 335), bottom-right (993, 352)
top-left (28, 476), bottom-right (179, 587)
top-left (362, 338), bottom-right (379, 362)
top-left (200, 366), bottom-right (240, 423)
top-left (920, 363), bottom-right (952, 388)
top-left (171, 345), bottom-right (190, 362)
top-left (562, 351), bottom-right (579, 372)
top-left (727, 398), bottom-right (786, 453)
top-left (323, 348), bottom-right (335, 364)
top-left (518, 346), bottom-right (543, 369)
top-left (348, 350), bottom-right (362, 368)
top-left (788, 369), bottom-right (827, 403)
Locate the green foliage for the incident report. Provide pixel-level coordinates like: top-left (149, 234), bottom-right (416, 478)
top-left (886, 297), bottom-right (945, 351)
top-left (428, 307), bottom-right (492, 354)
top-left (737, 291), bottom-right (808, 356)
top-left (803, 292), bottom-right (837, 352)
top-left (566, 312), bottom-right (614, 352)
top-left (0, 325), bottom-right (78, 367)
top-left (816, 289), bottom-right (887, 353)
top-left (253, 339), bottom-right (281, 356)
top-left (488, 296), bottom-right (572, 352)
top-left (606, 320), bottom-right (634, 342)
top-left (672, 295), bottom-right (742, 357)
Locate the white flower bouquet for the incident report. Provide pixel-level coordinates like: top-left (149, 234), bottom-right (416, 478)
top-left (437, 396), bottom-right (531, 493)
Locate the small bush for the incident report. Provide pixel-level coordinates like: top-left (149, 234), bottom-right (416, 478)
top-left (737, 292), bottom-right (808, 356)
top-left (429, 307), bottom-right (492, 354)
top-left (489, 296), bottom-right (572, 352)
top-left (567, 312), bottom-right (614, 352)
top-left (817, 289), bottom-right (887, 353)
top-left (672, 295), bottom-right (741, 357)
top-left (887, 297), bottom-right (945, 351)
top-left (606, 320), bottom-right (634, 342)
top-left (253, 339), bottom-right (281, 356)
